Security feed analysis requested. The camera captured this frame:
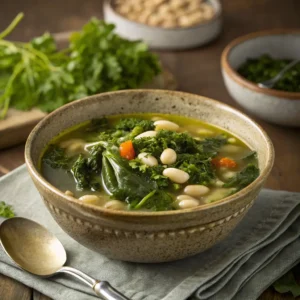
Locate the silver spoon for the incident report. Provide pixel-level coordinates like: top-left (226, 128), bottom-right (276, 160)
top-left (258, 59), bottom-right (300, 89)
top-left (0, 217), bottom-right (129, 300)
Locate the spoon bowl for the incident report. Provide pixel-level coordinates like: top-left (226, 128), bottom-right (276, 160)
top-left (0, 217), bottom-right (66, 276)
top-left (0, 217), bottom-right (129, 300)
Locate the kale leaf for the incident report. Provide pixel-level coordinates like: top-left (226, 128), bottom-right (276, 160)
top-left (172, 153), bottom-right (215, 185)
top-left (0, 201), bottom-right (15, 218)
top-left (101, 149), bottom-right (172, 211)
top-left (115, 118), bottom-right (154, 131)
top-left (198, 136), bottom-right (227, 153)
top-left (129, 158), bottom-right (169, 188)
top-left (71, 150), bottom-right (103, 191)
top-left (71, 155), bottom-right (92, 190)
top-left (132, 130), bottom-right (200, 157)
top-left (133, 131), bottom-right (227, 158)
top-left (42, 145), bottom-right (71, 169)
top-left (87, 143), bottom-right (104, 172)
top-left (223, 164), bottom-right (259, 191)
top-left (101, 149), bottom-right (155, 201)
top-left (132, 190), bottom-right (174, 211)
top-left (86, 118), bottom-right (110, 132)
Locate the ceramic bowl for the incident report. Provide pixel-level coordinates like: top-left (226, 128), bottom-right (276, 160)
top-left (25, 90), bottom-right (274, 263)
top-left (221, 30), bottom-right (300, 127)
top-left (103, 0), bottom-right (222, 50)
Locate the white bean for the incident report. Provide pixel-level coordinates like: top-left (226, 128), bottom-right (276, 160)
top-left (138, 152), bottom-right (158, 167)
top-left (228, 137), bottom-right (237, 144)
top-left (65, 190), bottom-right (74, 197)
top-left (78, 195), bottom-right (99, 204)
top-left (154, 120), bottom-right (179, 131)
top-left (178, 199), bottom-right (199, 209)
top-left (197, 128), bottom-right (214, 136)
top-left (59, 138), bottom-right (86, 155)
top-left (176, 194), bottom-right (198, 201)
top-left (214, 179), bottom-right (224, 187)
top-left (160, 148), bottom-right (177, 165)
top-left (221, 170), bottom-right (236, 181)
top-left (163, 168), bottom-right (189, 184)
top-left (104, 200), bottom-right (126, 210)
top-left (184, 185), bottom-right (210, 197)
top-left (135, 131), bottom-right (157, 139)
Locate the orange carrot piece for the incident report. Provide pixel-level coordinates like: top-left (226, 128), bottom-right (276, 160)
top-left (212, 157), bottom-right (237, 168)
top-left (120, 140), bottom-right (136, 160)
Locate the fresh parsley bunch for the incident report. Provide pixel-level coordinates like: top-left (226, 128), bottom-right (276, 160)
top-left (0, 13), bottom-right (161, 119)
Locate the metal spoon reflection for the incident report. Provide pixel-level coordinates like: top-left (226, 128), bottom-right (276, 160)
top-left (0, 217), bottom-right (129, 300)
top-left (258, 59), bottom-right (300, 89)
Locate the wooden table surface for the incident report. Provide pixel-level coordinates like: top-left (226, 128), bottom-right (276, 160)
top-left (1, 0), bottom-right (300, 299)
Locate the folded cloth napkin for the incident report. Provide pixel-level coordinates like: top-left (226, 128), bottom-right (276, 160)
top-left (1, 165), bottom-right (300, 300)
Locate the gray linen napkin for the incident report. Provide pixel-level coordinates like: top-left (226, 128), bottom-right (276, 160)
top-left (1, 165), bottom-right (300, 300)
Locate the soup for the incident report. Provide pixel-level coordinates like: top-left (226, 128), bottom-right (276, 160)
top-left (41, 114), bottom-right (259, 211)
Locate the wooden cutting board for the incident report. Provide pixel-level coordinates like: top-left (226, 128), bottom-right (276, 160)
top-left (0, 32), bottom-right (177, 149)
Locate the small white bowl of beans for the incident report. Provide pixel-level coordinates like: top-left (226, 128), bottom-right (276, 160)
top-left (103, 0), bottom-right (222, 50)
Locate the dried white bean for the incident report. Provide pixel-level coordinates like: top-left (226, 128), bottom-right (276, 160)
top-left (178, 199), bottom-right (199, 209)
top-left (184, 185), bottom-right (210, 197)
top-left (160, 148), bottom-right (177, 165)
top-left (147, 15), bottom-right (163, 26)
top-left (138, 152), bottom-right (158, 167)
top-left (169, 0), bottom-right (185, 10)
top-left (78, 195), bottom-right (99, 204)
top-left (135, 131), bottom-right (157, 139)
top-left (163, 168), bottom-right (189, 184)
top-left (104, 200), bottom-right (126, 210)
top-left (154, 120), bottom-right (179, 131)
top-left (65, 190), bottom-right (74, 197)
top-left (201, 4), bottom-right (214, 19)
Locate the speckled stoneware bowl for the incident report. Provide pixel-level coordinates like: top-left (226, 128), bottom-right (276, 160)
top-left (25, 90), bottom-right (274, 263)
top-left (103, 0), bottom-right (222, 50)
top-left (221, 30), bottom-right (300, 127)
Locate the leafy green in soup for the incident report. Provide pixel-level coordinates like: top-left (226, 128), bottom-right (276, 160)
top-left (41, 114), bottom-right (259, 212)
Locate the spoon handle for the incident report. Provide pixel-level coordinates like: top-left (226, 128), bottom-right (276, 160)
top-left (94, 281), bottom-right (130, 300)
top-left (58, 266), bottom-right (129, 300)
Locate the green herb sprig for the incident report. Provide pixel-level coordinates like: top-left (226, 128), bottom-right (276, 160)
top-left (0, 13), bottom-right (161, 119)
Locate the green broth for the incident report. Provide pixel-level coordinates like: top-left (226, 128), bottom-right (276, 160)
top-left (41, 113), bottom-right (259, 211)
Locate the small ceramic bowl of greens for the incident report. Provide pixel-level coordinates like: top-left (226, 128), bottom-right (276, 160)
top-left (221, 30), bottom-right (300, 127)
top-left (25, 89), bottom-right (274, 263)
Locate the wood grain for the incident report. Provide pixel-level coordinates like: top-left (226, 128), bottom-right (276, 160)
top-left (0, 0), bottom-right (300, 299)
top-left (0, 274), bottom-right (32, 300)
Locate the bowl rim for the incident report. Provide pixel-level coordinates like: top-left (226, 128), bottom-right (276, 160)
top-left (25, 89), bottom-right (274, 218)
top-left (104, 0), bottom-right (222, 32)
top-left (221, 29), bottom-right (300, 100)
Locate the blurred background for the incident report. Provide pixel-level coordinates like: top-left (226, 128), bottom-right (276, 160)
top-left (1, 0), bottom-right (300, 99)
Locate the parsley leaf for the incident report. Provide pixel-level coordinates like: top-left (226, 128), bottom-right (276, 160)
top-left (273, 271), bottom-right (300, 297)
top-left (0, 14), bottom-right (161, 119)
top-left (0, 201), bottom-right (15, 218)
